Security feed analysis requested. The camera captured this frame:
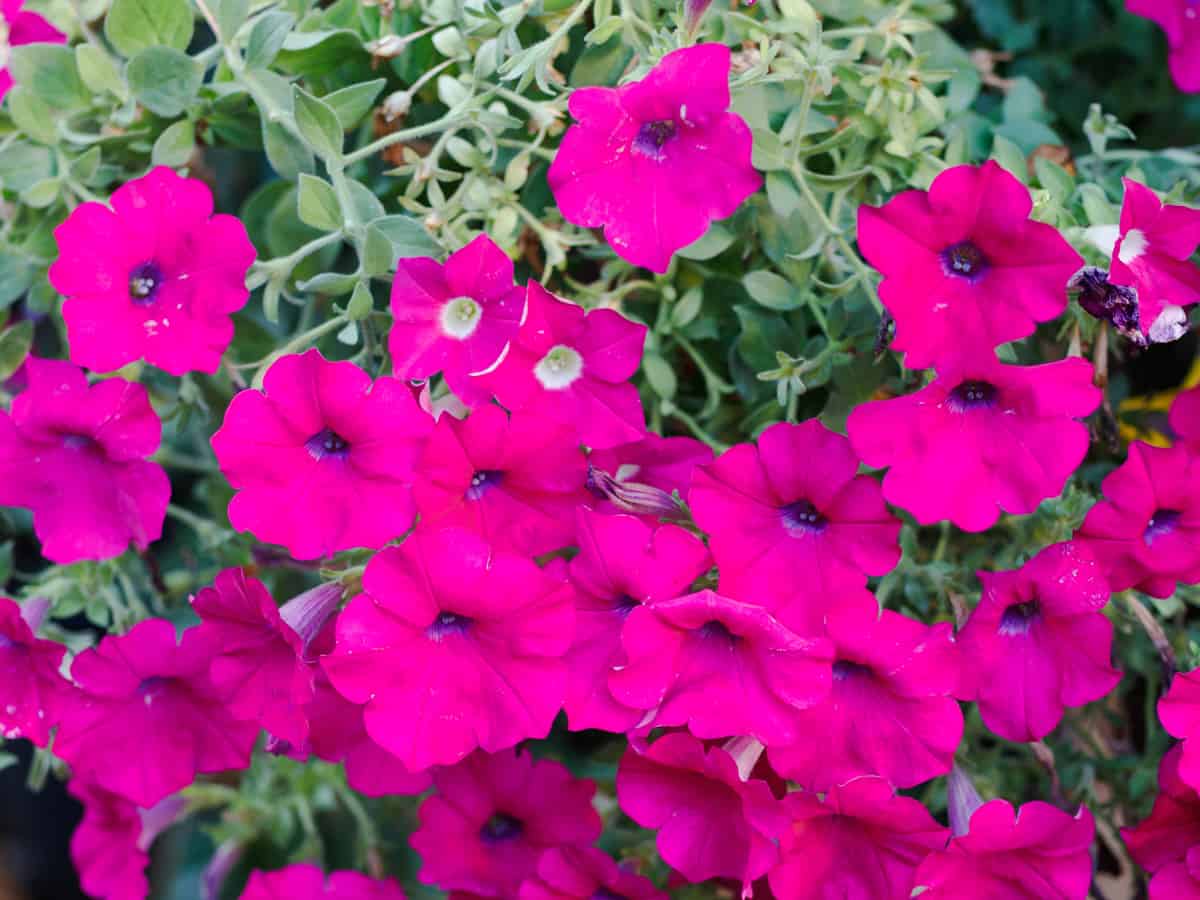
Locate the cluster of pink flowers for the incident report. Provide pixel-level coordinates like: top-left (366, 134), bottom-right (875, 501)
top-left (2, 36), bottom-right (1199, 900)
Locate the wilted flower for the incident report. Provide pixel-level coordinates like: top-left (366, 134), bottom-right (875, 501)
top-left (1071, 266), bottom-right (1146, 344)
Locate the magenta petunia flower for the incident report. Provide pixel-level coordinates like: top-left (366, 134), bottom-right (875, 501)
top-left (321, 527), bottom-right (573, 771)
top-left (610, 588), bottom-right (833, 744)
top-left (0, 0), bottom-right (66, 100)
top-left (768, 593), bottom-right (962, 791)
top-left (547, 43), bottom-right (760, 273)
top-left (565, 508), bottom-right (710, 732)
top-left (412, 748), bottom-right (601, 897)
top-left (1105, 177), bottom-right (1200, 341)
top-left (690, 420), bottom-right (900, 608)
top-left (413, 404), bottom-right (588, 556)
top-left (240, 864), bottom-right (406, 900)
top-left (68, 781), bottom-right (184, 900)
top-left (488, 283), bottom-right (646, 449)
top-left (1158, 669), bottom-right (1200, 794)
top-left (616, 732), bottom-right (788, 889)
top-left (305, 669), bottom-right (432, 798)
top-left (848, 355), bottom-right (1101, 532)
top-left (191, 568), bottom-right (337, 748)
top-left (587, 432), bottom-right (713, 515)
top-left (390, 234), bottom-right (525, 406)
top-left (55, 619), bottom-right (259, 807)
top-left (1146, 850), bottom-right (1200, 899)
top-left (857, 161), bottom-right (1084, 368)
top-left (1172, 386), bottom-right (1200, 449)
top-left (0, 357), bottom-right (169, 564)
top-left (1075, 441), bottom-right (1200, 597)
top-left (1127, 1), bottom-right (1200, 92)
top-left (518, 847), bottom-right (667, 900)
top-left (913, 799), bottom-right (1095, 898)
top-left (211, 349), bottom-right (432, 560)
top-left (956, 542), bottom-right (1119, 743)
top-left (49, 167), bottom-right (256, 375)
top-left (0, 596), bottom-right (67, 745)
top-left (769, 776), bottom-right (949, 900)
top-left (1123, 745), bottom-right (1200, 883)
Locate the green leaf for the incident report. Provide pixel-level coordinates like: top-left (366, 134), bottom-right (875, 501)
top-left (69, 147), bottom-right (102, 182)
top-left (343, 179), bottom-right (384, 223)
top-left (75, 44), bottom-right (128, 100)
top-left (6, 87), bottom-right (58, 145)
top-left (214, 0), bottom-right (250, 42)
top-left (297, 271), bottom-right (358, 294)
top-left (368, 214), bottom-right (439, 259)
top-left (1078, 183), bottom-right (1117, 226)
top-left (322, 79), bottom-right (386, 130)
top-left (292, 86), bottom-right (343, 160)
top-left (104, 0), bottom-right (193, 57)
top-left (0, 253), bottom-right (34, 309)
top-left (21, 178), bottom-right (60, 209)
top-left (0, 321), bottom-right (34, 380)
top-left (297, 174), bottom-right (343, 231)
top-left (989, 133), bottom-right (1028, 183)
top-left (262, 118), bottom-right (314, 180)
top-left (152, 119), bottom-right (195, 167)
top-left (275, 28), bottom-right (363, 76)
top-left (677, 225), bottom-right (735, 261)
top-left (743, 270), bottom-right (802, 311)
top-left (128, 47), bottom-right (201, 117)
top-left (642, 353), bottom-right (677, 399)
top-left (1033, 156), bottom-right (1074, 204)
top-left (570, 32), bottom-right (633, 86)
top-left (345, 280), bottom-right (373, 320)
top-left (0, 141), bottom-right (53, 192)
top-left (361, 224), bottom-right (396, 276)
top-left (245, 10), bottom-right (295, 69)
top-left (10, 45), bottom-right (88, 109)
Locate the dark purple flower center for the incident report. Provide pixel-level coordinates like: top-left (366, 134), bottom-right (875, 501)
top-left (62, 433), bottom-right (97, 451)
top-left (948, 380), bottom-right (998, 412)
top-left (138, 676), bottom-right (170, 705)
top-left (591, 891), bottom-right (627, 900)
top-left (833, 659), bottom-right (870, 681)
top-left (781, 499), bottom-right (828, 534)
top-left (613, 594), bottom-right (639, 617)
top-left (1145, 509), bottom-right (1182, 545)
top-left (632, 120), bottom-right (677, 158)
top-left (941, 241), bottom-right (989, 280)
top-left (128, 261), bottom-right (164, 304)
top-left (466, 469), bottom-right (504, 501)
top-left (0, 633), bottom-right (13, 650)
top-left (427, 611), bottom-right (472, 641)
top-left (698, 620), bottom-right (737, 643)
top-left (305, 428), bottom-right (350, 461)
top-left (998, 600), bottom-right (1040, 636)
top-left (480, 812), bottom-right (523, 844)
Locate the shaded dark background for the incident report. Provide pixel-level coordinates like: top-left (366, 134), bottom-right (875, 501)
top-left (1, 0), bottom-right (1198, 898)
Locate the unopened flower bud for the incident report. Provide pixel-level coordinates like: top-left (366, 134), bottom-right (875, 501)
top-left (20, 596), bottom-right (50, 632)
top-left (381, 89), bottom-right (412, 123)
top-left (947, 765), bottom-right (984, 837)
top-left (137, 794), bottom-right (186, 851)
top-left (279, 582), bottom-right (343, 656)
top-left (202, 840), bottom-right (243, 900)
top-left (587, 465), bottom-right (681, 518)
top-left (366, 34), bottom-right (410, 58)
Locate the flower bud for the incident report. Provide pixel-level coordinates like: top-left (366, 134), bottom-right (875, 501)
top-left (279, 582), bottom-right (343, 656)
top-left (587, 465), bottom-right (681, 518)
top-left (947, 765), bottom-right (984, 837)
top-left (137, 794), bottom-right (186, 852)
top-left (202, 840), bottom-right (243, 900)
top-left (20, 596), bottom-right (50, 632)
top-left (381, 89), bottom-right (412, 123)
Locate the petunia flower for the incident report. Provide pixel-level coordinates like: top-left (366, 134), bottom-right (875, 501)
top-left (1172, 385), bottom-right (1200, 449)
top-left (412, 405), bottom-right (588, 556)
top-left (239, 864), bottom-right (406, 900)
top-left (68, 781), bottom-right (185, 900)
top-left (856, 161), bottom-right (1084, 369)
top-left (564, 508), bottom-right (710, 732)
top-left (390, 233), bottom-right (525, 406)
top-left (48, 167), bottom-right (256, 375)
top-left (518, 847), bottom-right (667, 900)
top-left (1145, 850), bottom-right (1200, 899)
top-left (848, 354), bottom-right (1101, 532)
top-left (547, 43), bottom-right (760, 273)
top-left (690, 420), bottom-right (900, 608)
top-left (1107, 177), bottom-right (1200, 340)
top-left (1075, 441), bottom-right (1200, 597)
top-left (586, 432), bottom-right (712, 516)
top-left (488, 283), bottom-right (646, 449)
top-left (55, 619), bottom-right (260, 807)
top-left (0, 0), bottom-right (65, 100)
top-left (768, 592), bottom-right (962, 791)
top-left (411, 748), bottom-right (601, 897)
top-left (321, 527), bottom-right (573, 771)
top-left (211, 349), bottom-right (432, 560)
top-left (610, 588), bottom-right (833, 744)
top-left (0, 357), bottom-right (169, 564)
top-left (768, 776), bottom-right (949, 900)
top-left (1127, 1), bottom-right (1200, 92)
top-left (615, 732), bottom-right (789, 890)
top-left (955, 542), bottom-right (1119, 743)
top-left (0, 596), bottom-right (68, 745)
top-left (305, 669), bottom-right (432, 798)
top-left (1123, 745), bottom-right (1200, 886)
top-left (190, 569), bottom-right (341, 748)
top-left (913, 799), bottom-right (1095, 898)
